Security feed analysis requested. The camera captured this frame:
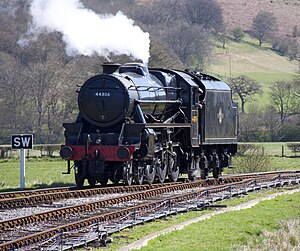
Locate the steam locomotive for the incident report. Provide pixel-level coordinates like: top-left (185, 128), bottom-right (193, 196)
top-left (60, 62), bottom-right (238, 187)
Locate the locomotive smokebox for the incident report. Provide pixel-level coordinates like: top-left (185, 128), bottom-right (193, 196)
top-left (78, 74), bottom-right (131, 127)
top-left (102, 62), bottom-right (121, 74)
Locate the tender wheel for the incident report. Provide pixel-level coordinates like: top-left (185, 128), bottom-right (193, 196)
top-left (110, 178), bottom-right (120, 185)
top-left (99, 175), bottom-right (108, 186)
top-left (212, 154), bottom-right (220, 179)
top-left (156, 152), bottom-right (167, 183)
top-left (145, 164), bottom-right (156, 184)
top-left (188, 171), bottom-right (197, 181)
top-left (134, 162), bottom-right (144, 185)
top-left (200, 169), bottom-right (208, 179)
top-left (200, 154), bottom-right (208, 179)
top-left (88, 177), bottom-right (96, 186)
top-left (109, 164), bottom-right (121, 185)
top-left (168, 151), bottom-right (179, 182)
top-left (75, 163), bottom-right (84, 187)
top-left (188, 157), bottom-right (197, 181)
top-left (75, 174), bottom-right (84, 187)
top-left (123, 161), bottom-right (133, 186)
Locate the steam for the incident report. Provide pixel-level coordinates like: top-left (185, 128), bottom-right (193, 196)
top-left (22, 0), bottom-right (150, 63)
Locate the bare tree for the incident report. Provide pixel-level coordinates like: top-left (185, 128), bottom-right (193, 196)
top-left (238, 112), bottom-right (262, 142)
top-left (215, 26), bottom-right (229, 49)
top-left (252, 11), bottom-right (278, 46)
top-left (229, 75), bottom-right (263, 113)
top-left (162, 22), bottom-right (212, 68)
top-left (83, 0), bottom-right (135, 15)
top-left (131, 0), bottom-right (181, 28)
top-left (233, 145), bottom-right (271, 173)
top-left (0, 1), bottom-right (29, 55)
top-left (272, 36), bottom-right (300, 60)
top-left (181, 0), bottom-right (224, 33)
top-left (148, 39), bottom-right (184, 69)
top-left (0, 53), bottom-right (29, 134)
top-left (17, 33), bottom-right (70, 143)
top-left (269, 81), bottom-right (300, 124)
top-left (262, 106), bottom-right (281, 141)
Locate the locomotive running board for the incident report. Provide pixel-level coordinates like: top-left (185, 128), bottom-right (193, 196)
top-left (144, 123), bottom-right (190, 128)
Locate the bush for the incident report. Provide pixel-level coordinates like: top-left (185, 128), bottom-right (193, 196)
top-left (0, 144), bottom-right (61, 159)
top-left (233, 145), bottom-right (271, 173)
top-left (272, 37), bottom-right (299, 60)
top-left (34, 144), bottom-right (61, 157)
top-left (232, 27), bottom-right (245, 42)
top-left (237, 144), bottom-right (258, 156)
top-left (287, 143), bottom-right (300, 156)
top-left (0, 146), bottom-right (12, 158)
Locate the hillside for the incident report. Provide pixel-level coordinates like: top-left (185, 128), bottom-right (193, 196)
top-left (217, 0), bottom-right (300, 37)
top-left (206, 35), bottom-right (299, 111)
top-left (207, 36), bottom-right (299, 81)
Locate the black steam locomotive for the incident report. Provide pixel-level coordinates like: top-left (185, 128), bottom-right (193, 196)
top-left (60, 62), bottom-right (238, 187)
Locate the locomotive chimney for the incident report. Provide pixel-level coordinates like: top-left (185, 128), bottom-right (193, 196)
top-left (102, 62), bottom-right (121, 74)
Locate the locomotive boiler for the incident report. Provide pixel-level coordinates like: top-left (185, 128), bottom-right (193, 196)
top-left (60, 62), bottom-right (238, 187)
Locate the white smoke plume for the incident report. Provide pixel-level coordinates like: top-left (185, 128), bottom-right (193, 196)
top-left (23, 0), bottom-right (150, 63)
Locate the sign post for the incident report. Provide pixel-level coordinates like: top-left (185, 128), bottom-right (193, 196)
top-left (11, 134), bottom-right (33, 189)
top-left (20, 148), bottom-right (26, 189)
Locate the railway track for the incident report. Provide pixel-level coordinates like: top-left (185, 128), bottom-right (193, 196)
top-left (0, 182), bottom-right (187, 209)
top-left (0, 170), bottom-right (300, 250)
top-left (1, 170), bottom-right (298, 209)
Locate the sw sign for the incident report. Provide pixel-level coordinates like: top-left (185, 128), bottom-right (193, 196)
top-left (11, 134), bottom-right (33, 150)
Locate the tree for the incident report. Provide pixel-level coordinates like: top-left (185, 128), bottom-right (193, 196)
top-left (238, 112), bottom-right (262, 142)
top-left (162, 22), bottom-right (212, 68)
top-left (229, 75), bottom-right (262, 113)
top-left (131, 0), bottom-right (181, 28)
top-left (0, 53), bottom-right (29, 139)
top-left (148, 39), bottom-right (184, 69)
top-left (252, 11), bottom-right (278, 46)
top-left (182, 0), bottom-right (224, 33)
top-left (269, 81), bottom-right (300, 124)
top-left (272, 36), bottom-right (300, 60)
top-left (132, 0), bottom-right (223, 33)
top-left (261, 106), bottom-right (281, 141)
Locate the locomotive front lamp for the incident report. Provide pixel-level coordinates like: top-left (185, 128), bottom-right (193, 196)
top-left (60, 146), bottom-right (73, 160)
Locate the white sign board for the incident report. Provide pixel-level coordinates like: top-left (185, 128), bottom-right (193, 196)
top-left (11, 134), bottom-right (33, 150)
top-left (11, 134), bottom-right (34, 189)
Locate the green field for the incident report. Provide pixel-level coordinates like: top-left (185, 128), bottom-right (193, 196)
top-left (206, 35), bottom-right (300, 109)
top-left (208, 36), bottom-right (299, 79)
top-left (0, 158), bottom-right (74, 191)
top-left (241, 142), bottom-right (300, 157)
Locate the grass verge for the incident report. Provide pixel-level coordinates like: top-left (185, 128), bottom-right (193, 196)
top-left (233, 218), bottom-right (300, 250)
top-left (106, 187), bottom-right (300, 251)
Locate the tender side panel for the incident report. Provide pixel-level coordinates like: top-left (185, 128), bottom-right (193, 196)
top-left (203, 89), bottom-right (238, 144)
